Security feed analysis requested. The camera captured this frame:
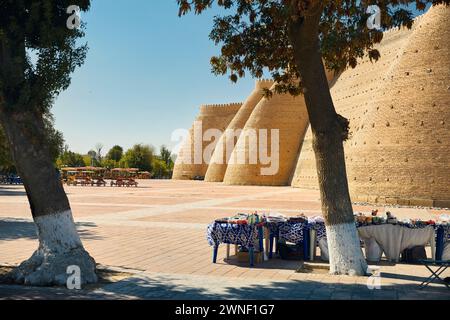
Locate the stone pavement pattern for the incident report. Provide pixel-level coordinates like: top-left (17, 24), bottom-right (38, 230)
top-left (0, 180), bottom-right (449, 300)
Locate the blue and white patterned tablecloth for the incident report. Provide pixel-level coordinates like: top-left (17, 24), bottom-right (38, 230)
top-left (439, 224), bottom-right (450, 241)
top-left (277, 221), bottom-right (308, 244)
top-left (308, 217), bottom-right (327, 242)
top-left (207, 222), bottom-right (259, 248)
top-left (207, 218), bottom-right (449, 259)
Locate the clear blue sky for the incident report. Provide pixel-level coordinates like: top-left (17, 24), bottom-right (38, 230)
top-left (53, 0), bottom-right (256, 154)
top-left (53, 1), bottom-right (428, 155)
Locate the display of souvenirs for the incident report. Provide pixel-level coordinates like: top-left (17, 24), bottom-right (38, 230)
top-left (355, 211), bottom-right (440, 229)
top-left (215, 212), bottom-right (266, 226)
top-left (214, 210), bottom-right (447, 232)
top-left (247, 213), bottom-right (265, 226)
top-left (287, 214), bottom-right (308, 223)
top-left (208, 211), bottom-right (450, 263)
top-left (266, 213), bottom-right (288, 224)
top-left (386, 211), bottom-right (398, 224)
top-left (215, 213), bottom-right (248, 225)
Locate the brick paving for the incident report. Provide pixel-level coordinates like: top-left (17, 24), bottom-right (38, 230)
top-left (0, 180), bottom-right (449, 300)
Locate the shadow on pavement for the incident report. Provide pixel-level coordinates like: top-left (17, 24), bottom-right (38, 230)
top-left (0, 187), bottom-right (27, 197)
top-left (0, 218), bottom-right (103, 241)
top-left (1, 272), bottom-right (449, 300)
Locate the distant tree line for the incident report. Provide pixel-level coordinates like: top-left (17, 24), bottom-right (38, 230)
top-left (1, 119), bottom-right (174, 179)
top-left (57, 144), bottom-right (175, 179)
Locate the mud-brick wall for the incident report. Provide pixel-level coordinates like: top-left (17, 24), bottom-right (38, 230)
top-left (172, 103), bottom-right (242, 180)
top-left (205, 80), bottom-right (274, 182)
top-left (291, 22), bottom-right (414, 189)
top-left (346, 4), bottom-right (450, 208)
top-left (222, 82), bottom-right (310, 186)
top-left (292, 5), bottom-right (450, 208)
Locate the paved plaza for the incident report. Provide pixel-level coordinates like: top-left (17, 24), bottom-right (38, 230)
top-left (0, 180), bottom-right (449, 300)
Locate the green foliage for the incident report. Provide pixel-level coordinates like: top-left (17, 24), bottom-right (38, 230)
top-left (53, 143), bottom-right (173, 177)
top-left (106, 145), bottom-right (124, 162)
top-left (152, 158), bottom-right (171, 179)
top-left (123, 144), bottom-right (155, 172)
top-left (0, 0), bottom-right (91, 113)
top-left (82, 154), bottom-right (93, 167)
top-left (57, 149), bottom-right (85, 168)
top-left (0, 112), bottom-right (64, 171)
top-left (177, 0), bottom-right (449, 95)
top-left (86, 149), bottom-right (101, 166)
top-left (101, 159), bottom-right (119, 170)
top-left (160, 145), bottom-right (174, 169)
top-left (151, 146), bottom-right (174, 179)
top-left (43, 113), bottom-right (65, 162)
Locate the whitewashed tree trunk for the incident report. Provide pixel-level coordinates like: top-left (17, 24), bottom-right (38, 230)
top-left (11, 210), bottom-right (97, 286)
top-left (0, 110), bottom-right (97, 286)
top-left (326, 223), bottom-right (367, 275)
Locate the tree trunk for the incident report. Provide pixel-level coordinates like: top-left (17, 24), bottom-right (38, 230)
top-left (0, 109), bottom-right (97, 286)
top-left (288, 3), bottom-right (367, 275)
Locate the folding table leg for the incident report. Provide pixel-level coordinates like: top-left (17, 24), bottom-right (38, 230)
top-left (420, 265), bottom-right (449, 289)
top-left (431, 266), bottom-right (449, 288)
top-left (226, 244), bottom-right (231, 260)
top-left (264, 227), bottom-right (270, 260)
top-left (269, 233), bottom-right (274, 259)
top-left (303, 225), bottom-right (310, 261)
top-left (249, 247), bottom-right (255, 267)
top-left (310, 229), bottom-right (317, 261)
top-left (258, 226), bottom-right (264, 254)
top-left (436, 227), bottom-right (444, 261)
top-left (275, 236), bottom-right (279, 254)
top-left (431, 239), bottom-right (436, 261)
top-left (213, 244), bottom-right (219, 264)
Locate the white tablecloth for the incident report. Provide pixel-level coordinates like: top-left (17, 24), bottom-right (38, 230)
top-left (358, 224), bottom-right (435, 262)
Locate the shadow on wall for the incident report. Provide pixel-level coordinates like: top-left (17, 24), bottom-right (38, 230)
top-left (0, 218), bottom-right (102, 241)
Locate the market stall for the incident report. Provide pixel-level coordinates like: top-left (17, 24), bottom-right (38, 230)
top-left (207, 214), bottom-right (265, 266)
top-left (207, 211), bottom-right (449, 266)
top-left (266, 216), bottom-right (311, 261)
top-left (309, 213), bottom-right (449, 263)
top-left (358, 224), bottom-right (435, 262)
top-left (207, 213), bottom-right (317, 265)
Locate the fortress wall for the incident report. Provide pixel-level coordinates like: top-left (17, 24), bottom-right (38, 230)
top-left (292, 4), bottom-right (450, 207)
top-left (346, 4), bottom-right (450, 207)
top-left (222, 82), bottom-right (311, 186)
top-left (172, 103), bottom-right (242, 180)
top-left (291, 25), bottom-right (413, 189)
top-left (205, 80), bottom-right (274, 182)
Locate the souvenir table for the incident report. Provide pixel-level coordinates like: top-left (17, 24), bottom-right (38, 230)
top-left (207, 219), bottom-right (265, 267)
top-left (309, 218), bottom-right (447, 263)
top-left (266, 219), bottom-right (311, 260)
top-left (419, 259), bottom-right (450, 289)
top-left (307, 217), bottom-right (328, 261)
top-left (357, 224), bottom-right (436, 262)
top-left (207, 212), bottom-right (449, 266)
